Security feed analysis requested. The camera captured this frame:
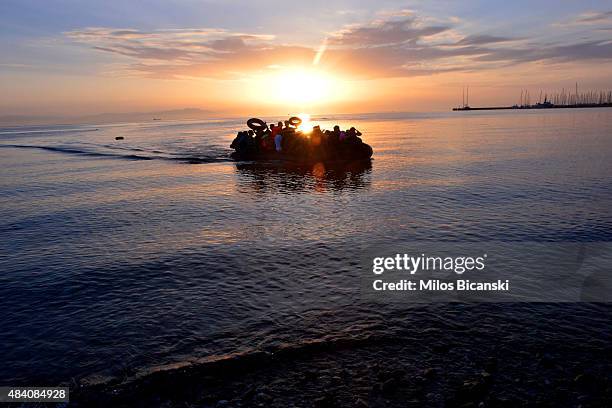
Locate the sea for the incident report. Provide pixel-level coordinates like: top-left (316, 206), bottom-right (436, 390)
top-left (1, 109), bottom-right (611, 386)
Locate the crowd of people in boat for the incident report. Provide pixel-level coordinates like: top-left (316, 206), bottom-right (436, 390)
top-left (231, 118), bottom-right (364, 156)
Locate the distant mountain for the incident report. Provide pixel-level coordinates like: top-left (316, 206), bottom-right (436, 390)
top-left (0, 115), bottom-right (61, 126)
top-left (0, 108), bottom-right (216, 126)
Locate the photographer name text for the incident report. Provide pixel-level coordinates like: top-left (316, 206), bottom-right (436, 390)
top-left (371, 253), bottom-right (510, 292)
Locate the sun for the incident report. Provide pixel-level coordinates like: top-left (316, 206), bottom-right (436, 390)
top-left (269, 68), bottom-right (333, 105)
top-left (247, 66), bottom-right (349, 109)
top-left (275, 69), bottom-right (331, 104)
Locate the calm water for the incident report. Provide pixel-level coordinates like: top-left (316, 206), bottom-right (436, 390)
top-left (1, 109), bottom-right (612, 385)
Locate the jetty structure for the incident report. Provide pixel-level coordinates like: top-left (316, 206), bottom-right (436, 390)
top-left (453, 83), bottom-right (612, 111)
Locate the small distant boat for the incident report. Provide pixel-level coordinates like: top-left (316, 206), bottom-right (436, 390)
top-left (152, 118), bottom-right (162, 121)
top-left (534, 99), bottom-right (554, 109)
top-left (115, 136), bottom-right (124, 140)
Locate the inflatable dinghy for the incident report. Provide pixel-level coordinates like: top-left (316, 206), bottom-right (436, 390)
top-left (231, 117), bottom-right (373, 163)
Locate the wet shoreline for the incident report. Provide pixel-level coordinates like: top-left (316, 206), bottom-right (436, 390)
top-left (71, 304), bottom-right (612, 407)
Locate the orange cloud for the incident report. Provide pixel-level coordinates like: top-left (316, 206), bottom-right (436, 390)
top-left (65, 12), bottom-right (612, 81)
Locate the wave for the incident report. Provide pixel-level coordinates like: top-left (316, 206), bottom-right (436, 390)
top-left (76, 333), bottom-right (383, 394)
top-left (0, 144), bottom-right (232, 164)
top-left (0, 127), bottom-right (100, 136)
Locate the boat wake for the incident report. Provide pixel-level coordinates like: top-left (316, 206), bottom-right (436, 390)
top-left (0, 144), bottom-right (233, 164)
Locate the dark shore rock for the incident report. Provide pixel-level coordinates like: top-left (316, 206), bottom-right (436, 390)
top-left (422, 367), bottom-right (435, 379)
top-left (303, 369), bottom-right (319, 382)
top-left (353, 397), bottom-right (368, 408)
top-left (484, 358), bottom-right (498, 374)
top-left (381, 377), bottom-right (399, 395)
top-left (313, 393), bottom-right (337, 408)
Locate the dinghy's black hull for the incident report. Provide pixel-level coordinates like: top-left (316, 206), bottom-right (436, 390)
top-left (231, 142), bottom-right (373, 163)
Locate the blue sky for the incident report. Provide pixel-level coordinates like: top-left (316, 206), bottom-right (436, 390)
top-left (2, 0), bottom-right (608, 36)
top-left (1, 1), bottom-right (611, 116)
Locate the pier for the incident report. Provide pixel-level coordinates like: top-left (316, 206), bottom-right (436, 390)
top-left (453, 103), bottom-right (612, 111)
top-left (453, 84), bottom-right (612, 111)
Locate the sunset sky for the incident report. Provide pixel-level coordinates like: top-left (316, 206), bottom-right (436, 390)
top-left (1, 0), bottom-right (611, 118)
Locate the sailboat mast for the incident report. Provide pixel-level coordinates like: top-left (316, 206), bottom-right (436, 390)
top-left (575, 82), bottom-right (578, 105)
